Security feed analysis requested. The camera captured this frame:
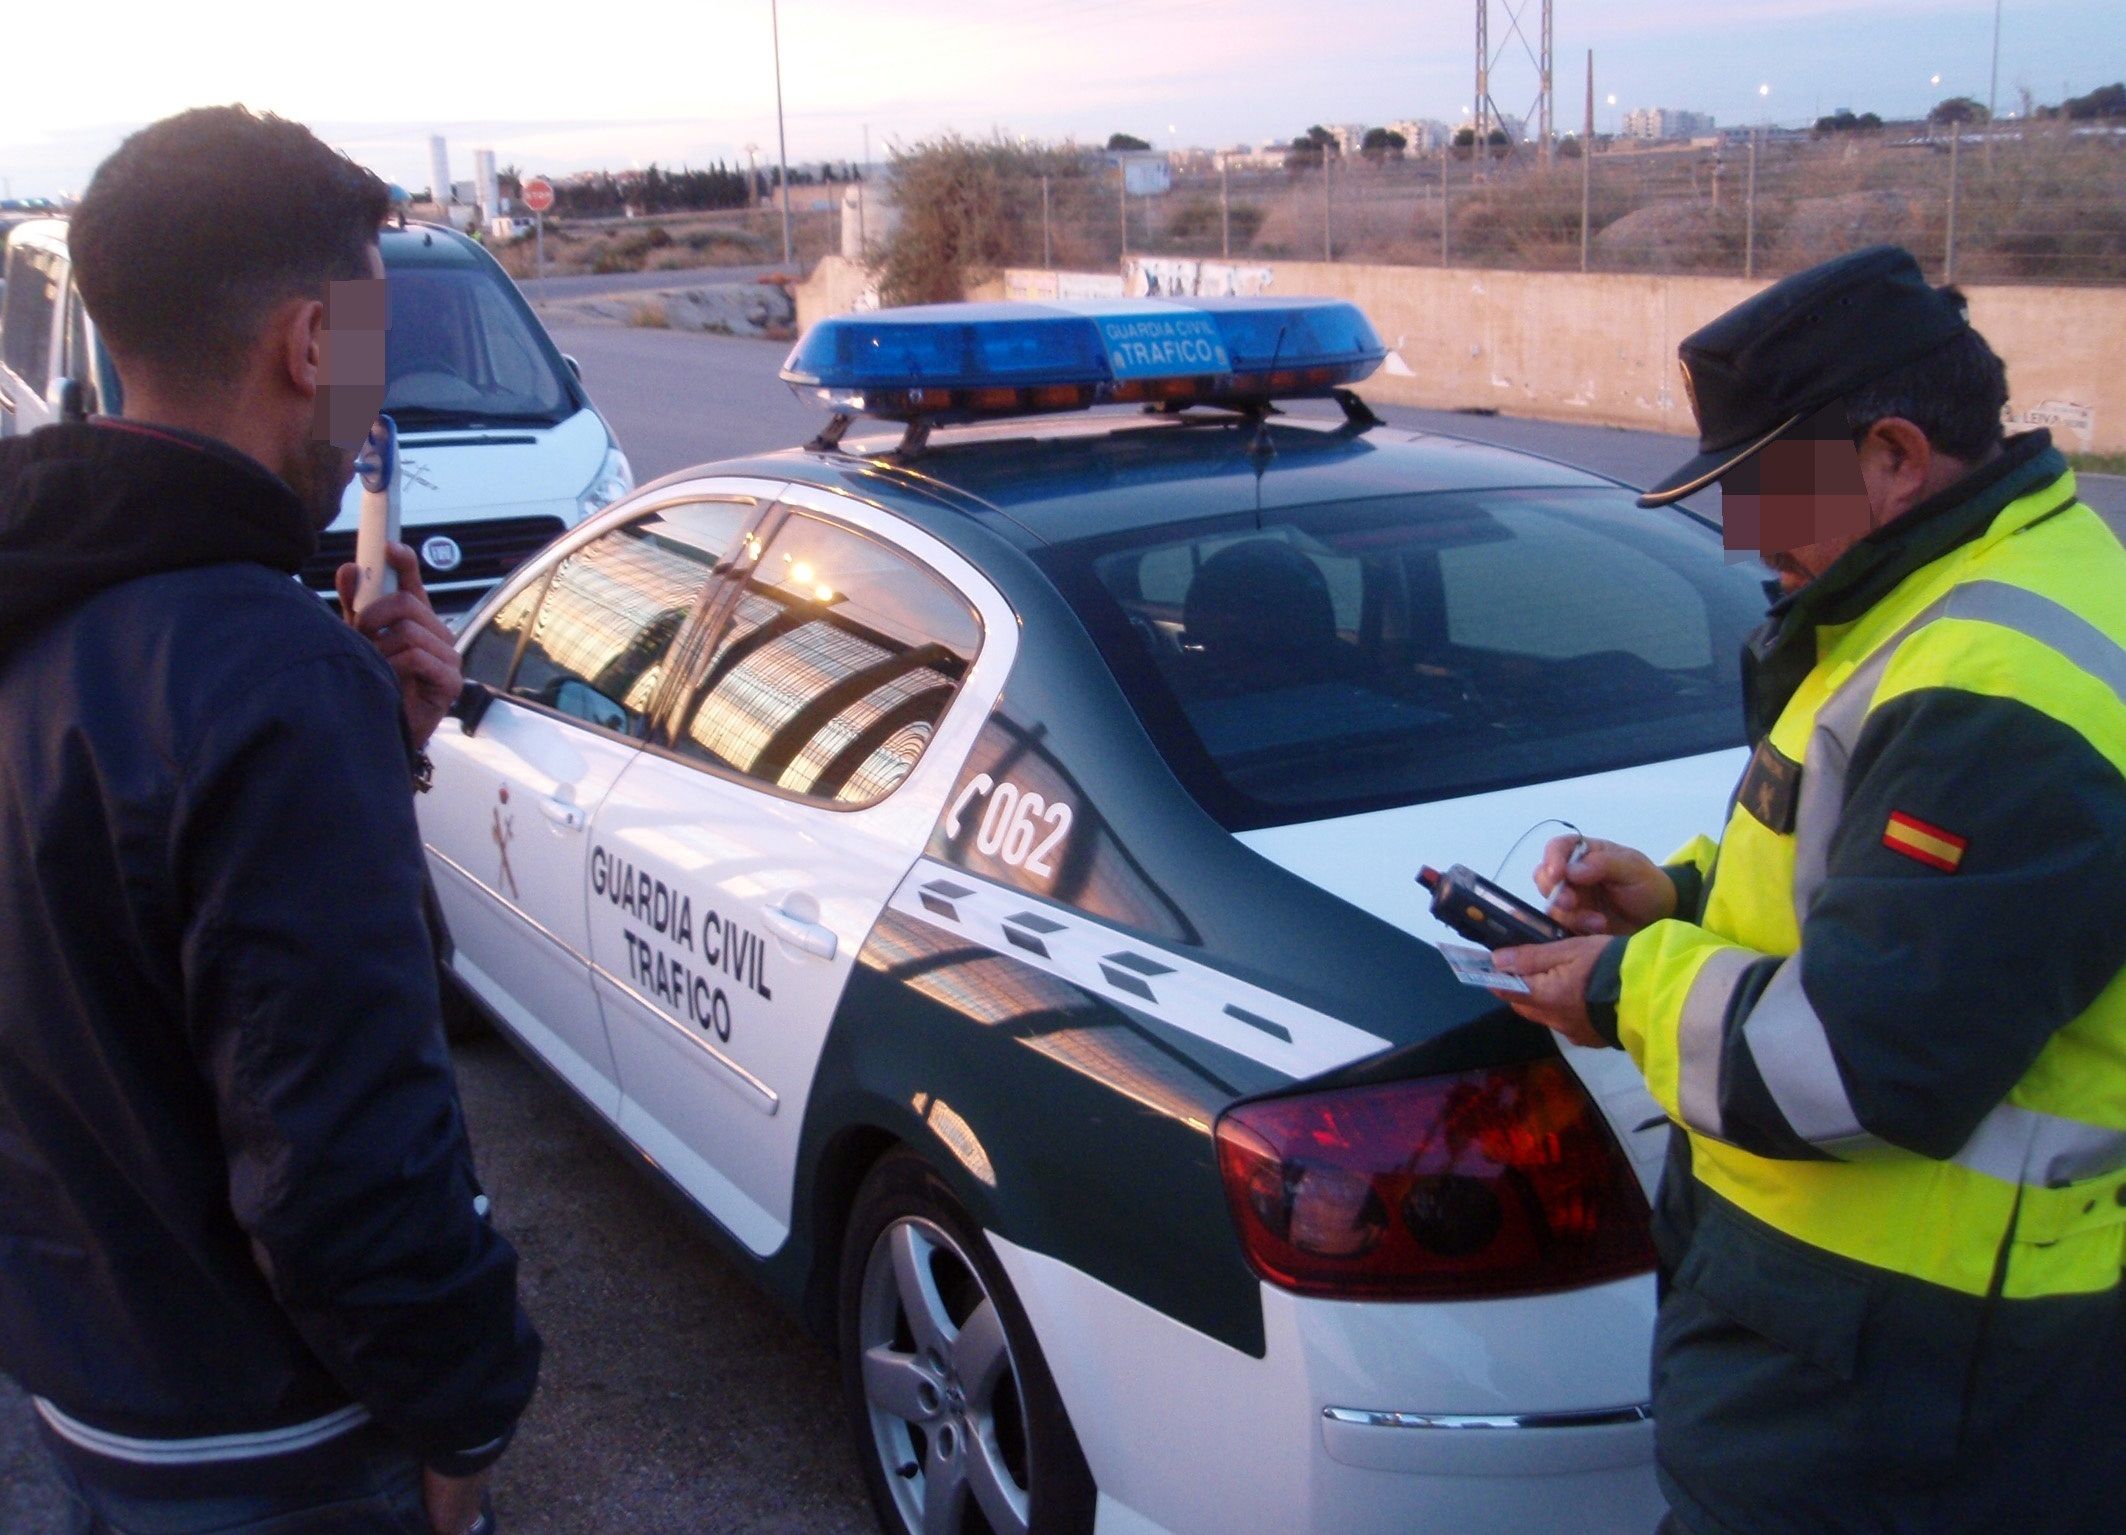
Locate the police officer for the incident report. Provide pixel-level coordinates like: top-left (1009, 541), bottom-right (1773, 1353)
top-left (1495, 246), bottom-right (2126, 1535)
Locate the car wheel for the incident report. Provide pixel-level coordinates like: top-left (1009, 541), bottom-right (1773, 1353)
top-left (839, 1150), bottom-right (1096, 1535)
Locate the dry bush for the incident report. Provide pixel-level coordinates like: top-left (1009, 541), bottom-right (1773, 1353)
top-left (877, 134), bottom-right (1102, 304)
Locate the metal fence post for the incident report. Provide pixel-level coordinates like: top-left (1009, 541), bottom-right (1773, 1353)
top-left (1745, 129), bottom-right (1758, 279)
top-left (1580, 49), bottom-right (1594, 273)
top-left (1042, 175), bottom-right (1052, 269)
top-left (1220, 156), bottom-right (1230, 258)
top-left (1945, 120), bottom-right (1961, 282)
top-left (1118, 168), bottom-right (1128, 260)
top-left (1322, 157), bottom-right (1332, 261)
top-left (1441, 147), bottom-right (1451, 267)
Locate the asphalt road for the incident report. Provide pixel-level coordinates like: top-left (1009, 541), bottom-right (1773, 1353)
top-left (5, 319), bottom-right (2121, 1534)
top-left (518, 265), bottom-right (794, 302)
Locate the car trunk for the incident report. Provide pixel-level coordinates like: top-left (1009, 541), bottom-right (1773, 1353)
top-left (1234, 745), bottom-right (1748, 1197)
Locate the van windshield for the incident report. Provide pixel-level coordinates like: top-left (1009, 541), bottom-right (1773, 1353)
top-left (1040, 487), bottom-right (1768, 831)
top-left (384, 265), bottom-right (574, 427)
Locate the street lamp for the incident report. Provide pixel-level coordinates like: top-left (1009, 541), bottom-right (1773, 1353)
top-left (770, 0), bottom-right (794, 266)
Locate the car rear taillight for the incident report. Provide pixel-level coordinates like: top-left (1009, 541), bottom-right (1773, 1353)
top-left (1214, 1057), bottom-right (1654, 1301)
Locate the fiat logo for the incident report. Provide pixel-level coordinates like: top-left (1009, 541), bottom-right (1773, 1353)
top-left (420, 535), bottom-right (463, 573)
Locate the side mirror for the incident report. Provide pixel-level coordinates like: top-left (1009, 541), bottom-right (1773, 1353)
top-left (45, 375), bottom-right (85, 423)
top-left (551, 678), bottom-right (631, 734)
top-left (562, 354), bottom-right (582, 382)
top-left (450, 680), bottom-right (496, 736)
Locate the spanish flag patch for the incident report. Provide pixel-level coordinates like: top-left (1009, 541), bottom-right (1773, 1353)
top-left (1883, 811), bottom-right (1967, 872)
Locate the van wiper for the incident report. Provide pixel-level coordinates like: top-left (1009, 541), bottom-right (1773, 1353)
top-left (388, 405), bottom-right (562, 429)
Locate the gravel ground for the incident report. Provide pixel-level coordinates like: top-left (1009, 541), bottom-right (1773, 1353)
top-left (1, 1032), bottom-right (881, 1535)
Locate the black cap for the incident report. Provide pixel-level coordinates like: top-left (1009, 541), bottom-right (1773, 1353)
top-left (1638, 245), bottom-right (1972, 507)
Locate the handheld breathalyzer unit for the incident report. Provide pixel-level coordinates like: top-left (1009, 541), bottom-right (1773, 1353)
top-left (350, 413), bottom-right (400, 617)
top-left (1418, 864), bottom-right (1571, 950)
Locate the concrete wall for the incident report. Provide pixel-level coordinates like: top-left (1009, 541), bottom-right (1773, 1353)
top-left (792, 255), bottom-right (2123, 452)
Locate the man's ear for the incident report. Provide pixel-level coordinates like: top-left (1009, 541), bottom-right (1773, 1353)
top-left (281, 297), bottom-right (327, 402)
top-left (1857, 416), bottom-right (1934, 521)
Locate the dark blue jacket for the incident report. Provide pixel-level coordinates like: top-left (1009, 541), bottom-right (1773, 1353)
top-left (0, 420), bottom-right (538, 1477)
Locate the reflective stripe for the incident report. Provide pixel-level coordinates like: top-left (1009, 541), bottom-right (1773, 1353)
top-left (1952, 1101), bottom-right (2126, 1187)
top-left (1792, 577), bottom-right (2126, 921)
top-left (31, 1399), bottom-right (371, 1466)
top-left (1676, 947), bottom-right (1758, 1138)
top-left (1741, 958), bottom-right (1880, 1156)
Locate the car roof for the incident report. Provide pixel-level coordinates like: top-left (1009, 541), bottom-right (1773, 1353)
top-left (686, 410), bottom-right (1624, 549)
top-left (379, 221), bottom-right (489, 269)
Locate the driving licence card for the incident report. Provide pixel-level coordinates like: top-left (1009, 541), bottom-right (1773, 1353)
top-left (1436, 942), bottom-right (1530, 993)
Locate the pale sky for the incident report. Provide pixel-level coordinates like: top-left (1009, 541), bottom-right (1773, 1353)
top-left (1, 0), bottom-right (2112, 197)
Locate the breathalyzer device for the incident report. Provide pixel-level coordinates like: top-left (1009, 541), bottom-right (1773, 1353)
top-left (1418, 863), bottom-right (1570, 950)
top-left (350, 413), bottom-right (400, 617)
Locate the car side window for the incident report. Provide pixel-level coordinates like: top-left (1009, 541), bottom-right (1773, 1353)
top-left (671, 510), bottom-right (981, 807)
top-left (65, 292), bottom-right (96, 413)
top-left (477, 498), bottom-right (756, 737)
top-left (2, 249), bottom-right (57, 395)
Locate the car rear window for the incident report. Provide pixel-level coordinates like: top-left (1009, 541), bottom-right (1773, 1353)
top-left (1041, 488), bottom-right (1765, 831)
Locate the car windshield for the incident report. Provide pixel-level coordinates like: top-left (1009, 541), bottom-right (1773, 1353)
top-left (1041, 486), bottom-right (1768, 831)
top-left (384, 264), bottom-right (573, 426)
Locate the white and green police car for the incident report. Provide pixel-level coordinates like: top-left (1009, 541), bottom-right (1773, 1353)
top-left (419, 298), bottom-right (1767, 1535)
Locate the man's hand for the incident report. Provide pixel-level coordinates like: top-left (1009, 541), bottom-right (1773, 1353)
top-left (1534, 835), bottom-right (1677, 938)
top-left (1491, 935), bottom-right (1611, 1048)
top-left (337, 542), bottom-right (462, 749)
top-left (423, 1466), bottom-right (491, 1535)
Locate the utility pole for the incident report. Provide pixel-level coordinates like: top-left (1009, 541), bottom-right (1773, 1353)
top-left (1745, 128), bottom-right (1759, 279)
top-left (1986, 0), bottom-right (2003, 172)
top-left (770, 0), bottom-right (794, 265)
top-left (1474, 0), bottom-right (1490, 178)
top-left (1540, 0), bottom-right (1554, 165)
top-left (1118, 167), bottom-right (1128, 259)
top-left (745, 143), bottom-right (760, 210)
top-left (1322, 152), bottom-right (1332, 261)
top-left (1580, 50), bottom-right (1593, 272)
top-left (1042, 176), bottom-right (1053, 268)
top-left (1441, 142), bottom-right (1451, 266)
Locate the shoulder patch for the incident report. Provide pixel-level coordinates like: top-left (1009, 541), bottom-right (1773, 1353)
top-left (1883, 811), bottom-right (1966, 872)
top-left (1737, 737), bottom-right (1802, 834)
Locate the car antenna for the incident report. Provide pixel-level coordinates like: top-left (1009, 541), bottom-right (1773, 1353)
top-left (1246, 324), bottom-right (1287, 464)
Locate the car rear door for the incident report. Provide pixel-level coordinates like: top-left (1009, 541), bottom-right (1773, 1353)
top-left (585, 483), bottom-right (1019, 1256)
top-left (423, 487), bottom-right (767, 1115)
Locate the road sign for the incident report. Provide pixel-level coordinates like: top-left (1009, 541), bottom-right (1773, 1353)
top-left (522, 178), bottom-right (555, 214)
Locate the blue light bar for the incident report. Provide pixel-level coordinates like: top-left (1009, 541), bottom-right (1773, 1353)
top-left (780, 297), bottom-right (1386, 423)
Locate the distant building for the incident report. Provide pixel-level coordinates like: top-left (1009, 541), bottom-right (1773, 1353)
top-left (1326, 124), bottom-right (1371, 156)
top-left (1218, 144), bottom-right (1291, 171)
top-left (1624, 108), bottom-right (1716, 141)
top-left (1386, 118), bottom-right (1452, 153)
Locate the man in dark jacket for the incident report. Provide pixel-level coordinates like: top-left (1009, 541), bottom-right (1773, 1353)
top-left (0, 108), bottom-right (539, 1534)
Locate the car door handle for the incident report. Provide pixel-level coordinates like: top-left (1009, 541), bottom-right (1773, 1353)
top-left (538, 795), bottom-right (587, 831)
top-left (763, 905), bottom-right (837, 960)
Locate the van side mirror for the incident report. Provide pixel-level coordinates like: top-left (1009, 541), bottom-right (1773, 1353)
top-left (562, 354), bottom-right (582, 382)
top-left (45, 376), bottom-right (86, 423)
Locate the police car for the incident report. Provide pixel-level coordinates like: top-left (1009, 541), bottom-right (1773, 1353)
top-left (421, 298), bottom-right (1767, 1535)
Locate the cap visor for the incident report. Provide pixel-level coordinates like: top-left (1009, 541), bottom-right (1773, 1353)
top-left (1635, 412), bottom-right (1803, 508)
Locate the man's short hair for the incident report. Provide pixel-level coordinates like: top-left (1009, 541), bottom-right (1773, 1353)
top-left (1841, 289), bottom-right (2009, 464)
top-left (69, 106), bottom-right (390, 387)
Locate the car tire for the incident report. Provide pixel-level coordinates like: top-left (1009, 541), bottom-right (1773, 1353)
top-left (839, 1149), bottom-right (1096, 1535)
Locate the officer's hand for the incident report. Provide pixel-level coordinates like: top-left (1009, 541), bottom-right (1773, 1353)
top-left (1490, 935), bottom-right (1609, 1048)
top-left (422, 1465), bottom-right (491, 1535)
top-left (1534, 836), bottom-right (1676, 938)
top-left (337, 543), bottom-right (463, 750)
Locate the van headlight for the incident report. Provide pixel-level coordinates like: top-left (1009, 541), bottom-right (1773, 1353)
top-left (577, 446), bottom-right (634, 520)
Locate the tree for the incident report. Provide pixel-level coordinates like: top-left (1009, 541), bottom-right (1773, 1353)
top-left (1931, 96), bottom-right (1990, 124)
top-left (1106, 132), bottom-right (1151, 152)
top-left (1359, 127), bottom-right (1408, 164)
top-left (2063, 82), bottom-right (2126, 120)
top-left (1284, 125), bottom-right (1340, 171)
top-left (1813, 109), bottom-right (1883, 133)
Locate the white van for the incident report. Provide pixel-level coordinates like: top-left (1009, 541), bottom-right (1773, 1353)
top-left (0, 218), bottom-right (630, 612)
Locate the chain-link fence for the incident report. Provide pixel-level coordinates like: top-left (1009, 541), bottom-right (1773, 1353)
top-left (948, 125), bottom-right (2126, 286)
